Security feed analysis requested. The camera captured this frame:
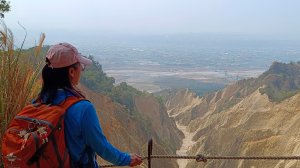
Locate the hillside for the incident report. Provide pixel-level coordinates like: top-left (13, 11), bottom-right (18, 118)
top-left (79, 84), bottom-right (182, 167)
top-left (161, 62), bottom-right (300, 168)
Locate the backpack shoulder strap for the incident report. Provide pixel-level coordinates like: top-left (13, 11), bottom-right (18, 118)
top-left (59, 96), bottom-right (86, 112)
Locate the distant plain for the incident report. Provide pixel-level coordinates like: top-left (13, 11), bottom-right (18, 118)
top-left (70, 35), bottom-right (300, 93)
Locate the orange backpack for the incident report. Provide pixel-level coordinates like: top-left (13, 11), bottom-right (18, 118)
top-left (1, 96), bottom-right (83, 168)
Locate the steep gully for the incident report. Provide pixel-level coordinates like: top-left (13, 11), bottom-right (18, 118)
top-left (163, 89), bottom-right (202, 168)
top-left (174, 122), bottom-right (196, 168)
top-left (167, 104), bottom-right (198, 167)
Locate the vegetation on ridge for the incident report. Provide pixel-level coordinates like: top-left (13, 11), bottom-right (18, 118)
top-left (259, 62), bottom-right (300, 102)
top-left (212, 61), bottom-right (300, 113)
top-left (80, 56), bottom-right (150, 111)
top-left (80, 55), bottom-right (115, 93)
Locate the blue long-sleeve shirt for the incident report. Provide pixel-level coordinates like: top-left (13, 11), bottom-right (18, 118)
top-left (43, 89), bottom-right (131, 167)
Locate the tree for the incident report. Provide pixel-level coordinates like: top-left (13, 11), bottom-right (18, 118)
top-left (0, 0), bottom-right (10, 18)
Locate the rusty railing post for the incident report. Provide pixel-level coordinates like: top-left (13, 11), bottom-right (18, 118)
top-left (148, 139), bottom-right (153, 168)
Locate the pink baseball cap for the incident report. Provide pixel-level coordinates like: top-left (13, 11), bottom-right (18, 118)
top-left (46, 43), bottom-right (92, 68)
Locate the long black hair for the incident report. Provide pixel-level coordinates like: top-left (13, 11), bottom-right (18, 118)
top-left (36, 59), bottom-right (85, 104)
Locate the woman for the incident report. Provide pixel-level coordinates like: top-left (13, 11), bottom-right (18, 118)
top-left (37, 43), bottom-right (142, 167)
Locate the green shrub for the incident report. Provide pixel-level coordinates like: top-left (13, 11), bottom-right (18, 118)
top-left (110, 82), bottom-right (145, 111)
top-left (81, 55), bottom-right (115, 93)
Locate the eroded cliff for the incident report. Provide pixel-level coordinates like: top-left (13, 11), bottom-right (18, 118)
top-left (162, 62), bottom-right (300, 168)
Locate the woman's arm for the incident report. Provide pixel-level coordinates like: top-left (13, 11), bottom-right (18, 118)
top-left (82, 103), bottom-right (131, 166)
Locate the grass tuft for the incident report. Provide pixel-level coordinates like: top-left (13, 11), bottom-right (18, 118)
top-left (0, 21), bottom-right (45, 165)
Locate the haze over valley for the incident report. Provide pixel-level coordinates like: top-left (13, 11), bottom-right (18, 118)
top-left (71, 35), bottom-right (300, 94)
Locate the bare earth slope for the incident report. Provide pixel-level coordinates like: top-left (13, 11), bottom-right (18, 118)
top-left (162, 62), bottom-right (300, 168)
top-left (79, 84), bottom-right (183, 168)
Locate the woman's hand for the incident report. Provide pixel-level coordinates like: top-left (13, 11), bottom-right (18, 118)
top-left (129, 154), bottom-right (143, 167)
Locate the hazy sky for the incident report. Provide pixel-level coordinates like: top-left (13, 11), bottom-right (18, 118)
top-left (4, 0), bottom-right (300, 40)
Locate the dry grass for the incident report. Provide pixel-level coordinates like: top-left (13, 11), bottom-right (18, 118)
top-left (0, 21), bottom-right (45, 159)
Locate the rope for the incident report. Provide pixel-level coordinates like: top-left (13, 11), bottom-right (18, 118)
top-left (98, 138), bottom-right (300, 167)
top-left (99, 155), bottom-right (300, 167)
top-left (148, 155), bottom-right (300, 161)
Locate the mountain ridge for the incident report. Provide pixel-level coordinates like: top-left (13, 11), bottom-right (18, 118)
top-left (161, 61), bottom-right (300, 168)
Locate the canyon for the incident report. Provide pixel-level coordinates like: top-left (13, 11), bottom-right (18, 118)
top-left (160, 62), bottom-right (300, 168)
